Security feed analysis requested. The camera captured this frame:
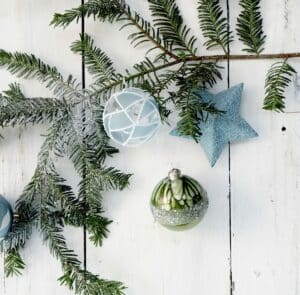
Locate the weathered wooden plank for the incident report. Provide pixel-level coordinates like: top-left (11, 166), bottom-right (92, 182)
top-left (85, 1), bottom-right (231, 294)
top-left (0, 1), bottom-right (81, 294)
top-left (230, 0), bottom-right (300, 294)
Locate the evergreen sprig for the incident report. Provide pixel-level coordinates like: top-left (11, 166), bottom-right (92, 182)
top-left (52, 0), bottom-right (178, 61)
top-left (263, 60), bottom-right (296, 112)
top-left (236, 0), bottom-right (266, 54)
top-left (38, 170), bottom-right (125, 294)
top-left (40, 210), bottom-right (125, 295)
top-left (4, 249), bottom-right (26, 277)
top-left (0, 50), bottom-right (81, 100)
top-left (50, 0), bottom-right (232, 136)
top-left (0, 44), bottom-right (131, 293)
top-left (3, 83), bottom-right (26, 100)
top-left (71, 34), bottom-right (121, 85)
top-left (198, 0), bottom-right (233, 54)
top-left (1, 1), bottom-right (298, 294)
top-left (170, 62), bottom-right (223, 139)
top-left (1, 206), bottom-right (37, 252)
top-left (118, 3), bottom-right (172, 58)
top-left (51, 0), bottom-right (122, 27)
top-left (0, 94), bottom-right (67, 127)
top-left (0, 83), bottom-right (58, 128)
top-left (148, 0), bottom-right (197, 56)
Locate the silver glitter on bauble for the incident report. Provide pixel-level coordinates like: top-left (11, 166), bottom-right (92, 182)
top-left (150, 169), bottom-right (208, 230)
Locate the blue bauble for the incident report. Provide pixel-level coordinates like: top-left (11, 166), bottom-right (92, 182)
top-left (103, 88), bottom-right (161, 147)
top-left (0, 195), bottom-right (13, 240)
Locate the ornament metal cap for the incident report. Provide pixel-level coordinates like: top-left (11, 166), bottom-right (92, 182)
top-left (168, 168), bottom-right (181, 181)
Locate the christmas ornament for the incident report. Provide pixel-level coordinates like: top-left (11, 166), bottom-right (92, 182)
top-left (171, 83), bottom-right (258, 167)
top-left (103, 88), bottom-right (161, 147)
top-left (150, 169), bottom-right (208, 230)
top-left (0, 195), bottom-right (13, 240)
top-left (0, 0), bottom-right (299, 293)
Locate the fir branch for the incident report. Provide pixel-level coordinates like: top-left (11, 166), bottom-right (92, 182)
top-left (118, 2), bottom-right (180, 60)
top-left (263, 60), bottom-right (296, 112)
top-left (125, 58), bottom-right (165, 90)
top-left (59, 268), bottom-right (125, 295)
top-left (236, 0), bottom-right (266, 54)
top-left (40, 210), bottom-right (80, 268)
top-left (71, 34), bottom-right (121, 84)
top-left (41, 167), bottom-right (114, 248)
top-left (90, 57), bottom-right (222, 121)
top-left (40, 213), bottom-right (125, 295)
top-left (176, 92), bottom-right (221, 140)
top-left (56, 103), bottom-right (109, 175)
top-left (90, 57), bottom-right (178, 100)
top-left (66, 192), bottom-right (112, 248)
top-left (62, 194), bottom-right (112, 248)
top-left (1, 208), bottom-right (37, 252)
top-left (89, 106), bottom-right (120, 163)
top-left (4, 249), bottom-right (25, 277)
top-left (131, 75), bottom-right (174, 122)
top-left (63, 118), bottom-right (98, 175)
top-left (77, 167), bottom-right (130, 245)
top-left (0, 50), bottom-right (81, 100)
top-left (1, 156), bottom-right (54, 255)
top-left (171, 62), bottom-right (223, 139)
top-left (85, 215), bottom-right (111, 247)
top-left (38, 121), bottom-right (69, 166)
top-left (148, 0), bottom-right (198, 56)
top-left (0, 94), bottom-right (67, 128)
top-left (3, 118), bottom-right (69, 253)
top-left (82, 167), bottom-right (131, 197)
top-left (20, 156), bottom-right (125, 294)
top-left (51, 0), bottom-right (122, 27)
top-left (3, 83), bottom-right (25, 101)
top-left (52, 1), bottom-right (179, 61)
top-left (60, 105), bottom-right (131, 247)
top-left (1, 203), bottom-right (36, 277)
top-left (181, 62), bottom-right (223, 88)
top-left (1, 166), bottom-right (43, 277)
top-left (198, 0), bottom-right (233, 54)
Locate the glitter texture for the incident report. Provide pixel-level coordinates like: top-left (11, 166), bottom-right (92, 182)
top-left (151, 197), bottom-right (208, 227)
top-left (171, 83), bottom-right (258, 167)
top-left (150, 169), bottom-right (209, 229)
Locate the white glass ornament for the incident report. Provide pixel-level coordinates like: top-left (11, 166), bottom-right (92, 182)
top-left (103, 88), bottom-right (161, 147)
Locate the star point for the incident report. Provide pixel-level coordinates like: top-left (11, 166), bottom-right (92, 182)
top-left (171, 83), bottom-right (258, 167)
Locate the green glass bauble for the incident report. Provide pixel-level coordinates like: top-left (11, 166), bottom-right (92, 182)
top-left (150, 169), bottom-right (208, 230)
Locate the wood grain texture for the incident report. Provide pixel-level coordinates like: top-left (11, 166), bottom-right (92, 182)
top-left (230, 0), bottom-right (300, 294)
top-left (85, 1), bottom-right (230, 294)
top-left (0, 1), bottom-right (82, 294)
top-left (1, 0), bottom-right (300, 294)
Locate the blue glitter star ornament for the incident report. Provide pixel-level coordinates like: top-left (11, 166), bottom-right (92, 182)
top-left (171, 83), bottom-right (258, 167)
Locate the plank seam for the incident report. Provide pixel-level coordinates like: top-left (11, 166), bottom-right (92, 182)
top-left (81, 0), bottom-right (87, 272)
top-left (226, 0), bottom-right (234, 294)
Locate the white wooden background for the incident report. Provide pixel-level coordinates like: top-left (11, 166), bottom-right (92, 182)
top-left (0, 1), bottom-right (300, 294)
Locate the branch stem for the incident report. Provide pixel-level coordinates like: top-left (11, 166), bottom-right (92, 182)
top-left (122, 10), bottom-right (180, 62)
top-left (91, 51), bottom-right (300, 98)
top-left (197, 52), bottom-right (300, 61)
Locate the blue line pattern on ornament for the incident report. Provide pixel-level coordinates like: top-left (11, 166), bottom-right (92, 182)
top-left (103, 88), bottom-right (161, 147)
